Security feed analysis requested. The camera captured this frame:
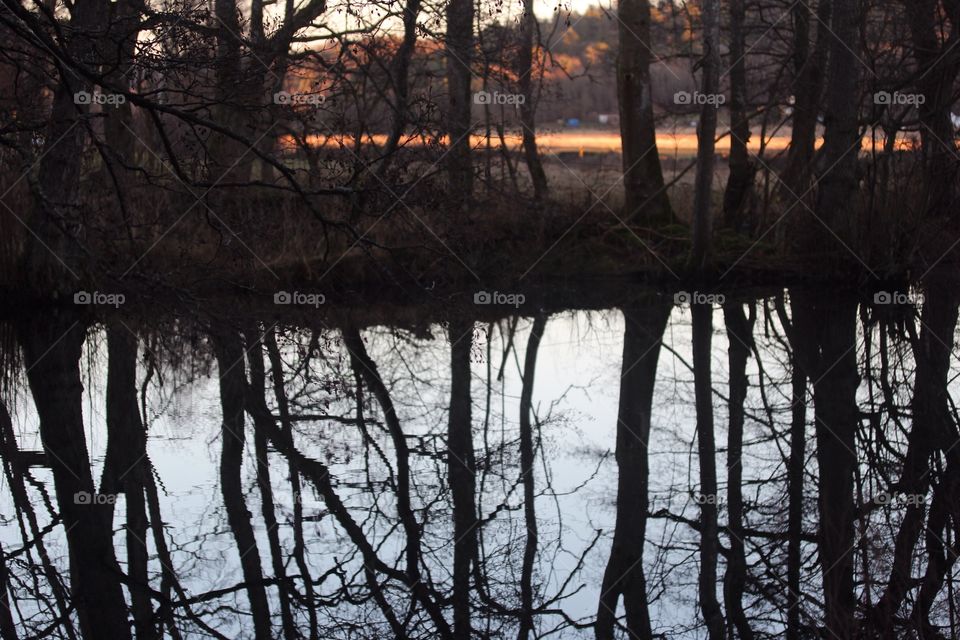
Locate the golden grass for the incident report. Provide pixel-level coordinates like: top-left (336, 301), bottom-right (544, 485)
top-left (279, 128), bottom-right (922, 156)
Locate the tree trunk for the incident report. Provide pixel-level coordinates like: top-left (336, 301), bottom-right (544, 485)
top-left (904, 0), bottom-right (960, 218)
top-left (690, 0), bottom-right (721, 271)
top-left (28, 0), bottom-right (111, 291)
top-left (782, 0), bottom-right (831, 196)
top-left (722, 0), bottom-right (755, 231)
top-left (445, 0), bottom-right (474, 201)
top-left (377, 0), bottom-right (423, 179)
top-left (596, 301), bottom-right (672, 640)
top-left (517, 0), bottom-right (548, 201)
top-left (812, 0), bottom-right (861, 249)
top-left (617, 0), bottom-right (672, 224)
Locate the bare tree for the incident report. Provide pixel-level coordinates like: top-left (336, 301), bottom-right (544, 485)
top-left (617, 0), bottom-right (672, 224)
top-left (690, 0), bottom-right (721, 271)
top-left (517, 0), bottom-right (548, 201)
top-left (446, 0), bottom-right (475, 202)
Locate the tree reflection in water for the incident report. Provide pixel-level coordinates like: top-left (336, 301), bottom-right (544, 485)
top-left (1, 287), bottom-right (958, 639)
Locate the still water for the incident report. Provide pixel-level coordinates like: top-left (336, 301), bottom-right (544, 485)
top-left (1, 285), bottom-right (956, 639)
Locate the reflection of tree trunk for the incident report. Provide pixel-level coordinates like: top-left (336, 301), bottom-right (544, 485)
top-left (912, 456), bottom-right (960, 634)
top-left (868, 281), bottom-right (960, 637)
top-left (517, 0), bottom-right (548, 201)
top-left (142, 459), bottom-right (185, 640)
top-left (596, 301), bottom-right (671, 640)
top-left (211, 331), bottom-right (273, 640)
top-left (447, 319), bottom-right (477, 640)
top-left (343, 328), bottom-right (422, 586)
top-left (722, 0), bottom-right (755, 231)
top-left (517, 315), bottom-right (546, 640)
top-left (245, 330), bottom-right (297, 640)
top-left (445, 0), bottom-right (474, 200)
top-left (101, 327), bottom-right (156, 639)
top-left (264, 330), bottom-right (319, 640)
top-left (787, 361), bottom-right (807, 640)
top-left (870, 280), bottom-right (959, 635)
top-left (775, 293), bottom-right (808, 640)
top-left (690, 0), bottom-right (720, 271)
top-left (241, 357), bottom-right (452, 637)
top-left (787, 353), bottom-right (807, 640)
top-left (791, 290), bottom-right (858, 639)
top-left (722, 302), bottom-right (755, 640)
top-left (617, 0), bottom-right (672, 224)
top-left (692, 303), bottom-right (725, 639)
top-left (0, 546), bottom-right (15, 640)
top-left (0, 402), bottom-right (26, 640)
top-left (20, 317), bottom-right (131, 639)
top-left (0, 399), bottom-right (77, 640)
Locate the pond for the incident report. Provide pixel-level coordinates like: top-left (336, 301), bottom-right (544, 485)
top-left (0, 282), bottom-right (956, 639)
